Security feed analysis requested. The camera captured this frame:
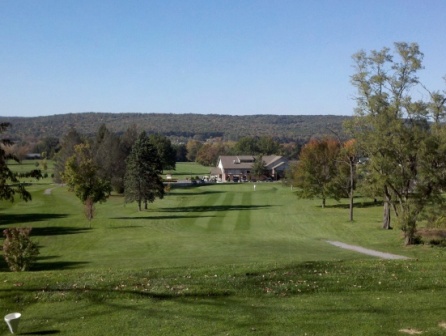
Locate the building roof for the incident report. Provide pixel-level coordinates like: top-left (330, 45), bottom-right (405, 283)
top-left (218, 156), bottom-right (254, 169)
top-left (218, 155), bottom-right (286, 170)
top-left (210, 167), bottom-right (222, 176)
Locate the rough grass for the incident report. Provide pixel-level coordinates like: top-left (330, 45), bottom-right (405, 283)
top-left (0, 163), bottom-right (445, 335)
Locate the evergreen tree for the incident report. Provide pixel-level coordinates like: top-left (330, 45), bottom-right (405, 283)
top-left (173, 143), bottom-right (188, 162)
top-left (124, 132), bottom-right (164, 211)
top-left (148, 134), bottom-right (176, 170)
top-left (93, 125), bottom-right (124, 193)
top-left (0, 123), bottom-right (36, 202)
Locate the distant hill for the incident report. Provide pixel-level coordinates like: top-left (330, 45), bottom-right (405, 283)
top-left (0, 112), bottom-right (351, 143)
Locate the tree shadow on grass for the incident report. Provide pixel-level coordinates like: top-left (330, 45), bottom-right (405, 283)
top-left (0, 256), bottom-right (88, 272)
top-left (20, 331), bottom-right (61, 335)
top-left (32, 256), bottom-right (89, 271)
top-left (30, 227), bottom-right (91, 236)
top-left (324, 200), bottom-right (381, 209)
top-left (111, 215), bottom-right (215, 222)
top-left (0, 255), bottom-right (8, 272)
top-left (0, 213), bottom-right (68, 226)
top-left (169, 190), bottom-right (224, 196)
top-left (159, 205), bottom-right (272, 213)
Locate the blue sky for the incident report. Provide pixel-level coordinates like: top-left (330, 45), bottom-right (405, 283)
top-left (1, 0), bottom-right (446, 117)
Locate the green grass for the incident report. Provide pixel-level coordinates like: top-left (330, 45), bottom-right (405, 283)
top-left (0, 163), bottom-right (445, 335)
top-left (164, 162), bottom-right (211, 179)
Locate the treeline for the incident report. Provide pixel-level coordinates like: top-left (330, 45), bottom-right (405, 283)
top-left (188, 136), bottom-right (301, 166)
top-left (0, 113), bottom-right (349, 144)
top-left (40, 126), bottom-right (298, 168)
top-left (53, 125), bottom-right (176, 194)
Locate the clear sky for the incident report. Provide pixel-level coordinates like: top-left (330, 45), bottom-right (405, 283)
top-left (1, 0), bottom-right (446, 117)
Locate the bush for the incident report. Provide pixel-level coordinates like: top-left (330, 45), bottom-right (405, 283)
top-left (2, 227), bottom-right (39, 272)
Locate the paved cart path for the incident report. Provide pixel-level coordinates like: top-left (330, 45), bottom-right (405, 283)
top-left (44, 184), bottom-right (64, 195)
top-left (326, 240), bottom-right (410, 260)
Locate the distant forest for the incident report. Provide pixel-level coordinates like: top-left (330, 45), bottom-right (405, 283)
top-left (0, 113), bottom-right (350, 144)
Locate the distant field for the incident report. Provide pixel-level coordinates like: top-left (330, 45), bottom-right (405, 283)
top-left (0, 162), bottom-right (445, 335)
top-left (7, 159), bottom-right (54, 184)
top-left (164, 162), bottom-right (212, 180)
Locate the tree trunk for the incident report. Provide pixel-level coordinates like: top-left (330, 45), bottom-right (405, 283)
top-left (382, 201), bottom-right (391, 229)
top-left (403, 217), bottom-right (417, 245)
top-left (382, 186), bottom-right (391, 229)
top-left (349, 193), bottom-right (354, 222)
top-left (144, 199), bottom-right (148, 210)
top-left (137, 199), bottom-right (142, 211)
top-left (322, 198), bottom-right (326, 208)
top-left (349, 162), bottom-right (354, 222)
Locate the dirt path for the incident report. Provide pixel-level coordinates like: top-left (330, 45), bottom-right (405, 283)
top-left (326, 240), bottom-right (410, 260)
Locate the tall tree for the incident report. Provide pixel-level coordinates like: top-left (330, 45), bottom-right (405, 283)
top-left (251, 155), bottom-right (267, 180)
top-left (33, 136), bottom-right (60, 159)
top-left (349, 42), bottom-right (446, 244)
top-left (93, 125), bottom-right (124, 193)
top-left (186, 140), bottom-right (202, 162)
top-left (148, 134), bottom-right (176, 170)
top-left (120, 124), bottom-right (138, 155)
top-left (173, 143), bottom-right (188, 162)
top-left (196, 141), bottom-right (231, 166)
top-left (279, 142), bottom-right (302, 160)
top-left (124, 132), bottom-right (164, 211)
top-left (332, 139), bottom-right (358, 221)
top-left (257, 136), bottom-right (280, 155)
top-left (234, 137), bottom-right (259, 155)
top-left (63, 143), bottom-right (111, 225)
top-left (0, 123), bottom-right (37, 202)
top-left (53, 128), bottom-right (83, 183)
top-left (292, 138), bottom-right (340, 208)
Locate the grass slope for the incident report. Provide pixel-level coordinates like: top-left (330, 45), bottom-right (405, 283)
top-left (0, 164), bottom-right (445, 335)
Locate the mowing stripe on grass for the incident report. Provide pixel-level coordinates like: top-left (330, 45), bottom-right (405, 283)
top-left (206, 191), bottom-right (234, 232)
top-left (234, 191), bottom-right (251, 231)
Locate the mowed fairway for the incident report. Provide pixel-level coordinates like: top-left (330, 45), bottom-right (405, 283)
top-left (1, 181), bottom-right (413, 271)
top-left (1, 171), bottom-right (445, 335)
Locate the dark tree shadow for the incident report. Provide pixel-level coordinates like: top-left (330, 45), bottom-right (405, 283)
top-left (0, 256), bottom-right (88, 272)
top-left (19, 330), bottom-right (61, 335)
top-left (159, 205), bottom-right (272, 213)
top-left (0, 213), bottom-right (68, 226)
top-left (169, 190), bottom-right (224, 196)
top-left (32, 258), bottom-right (89, 271)
top-left (111, 215), bottom-right (215, 221)
top-left (30, 227), bottom-right (91, 237)
top-left (0, 254), bottom-right (8, 271)
top-left (324, 200), bottom-right (381, 209)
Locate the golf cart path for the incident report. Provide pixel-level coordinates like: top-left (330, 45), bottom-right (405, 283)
top-left (44, 184), bottom-right (64, 195)
top-left (326, 240), bottom-right (410, 260)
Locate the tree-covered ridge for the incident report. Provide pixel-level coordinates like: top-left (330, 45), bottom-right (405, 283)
top-left (0, 113), bottom-right (349, 143)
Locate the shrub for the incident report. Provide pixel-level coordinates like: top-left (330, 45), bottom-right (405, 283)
top-left (2, 227), bottom-right (39, 272)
